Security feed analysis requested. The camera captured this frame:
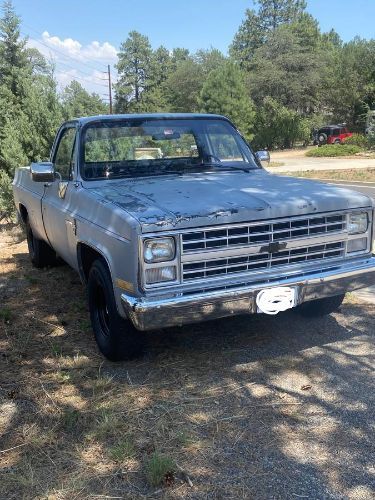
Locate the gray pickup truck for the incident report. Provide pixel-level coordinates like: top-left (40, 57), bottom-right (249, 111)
top-left (13, 114), bottom-right (375, 360)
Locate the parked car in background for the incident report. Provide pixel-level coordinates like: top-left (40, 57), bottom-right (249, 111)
top-left (313, 125), bottom-right (353, 146)
top-left (13, 114), bottom-right (375, 361)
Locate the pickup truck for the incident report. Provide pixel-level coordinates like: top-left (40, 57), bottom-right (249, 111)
top-left (13, 114), bottom-right (375, 361)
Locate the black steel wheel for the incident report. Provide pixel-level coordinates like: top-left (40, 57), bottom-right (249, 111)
top-left (25, 219), bottom-right (57, 268)
top-left (88, 259), bottom-right (144, 361)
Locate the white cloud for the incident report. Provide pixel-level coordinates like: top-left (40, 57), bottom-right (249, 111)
top-left (82, 40), bottom-right (117, 61)
top-left (26, 31), bottom-right (118, 96)
top-left (40, 31), bottom-right (117, 62)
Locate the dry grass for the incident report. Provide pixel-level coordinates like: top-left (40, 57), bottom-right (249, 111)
top-left (282, 168), bottom-right (375, 182)
top-left (1, 223), bottom-right (374, 499)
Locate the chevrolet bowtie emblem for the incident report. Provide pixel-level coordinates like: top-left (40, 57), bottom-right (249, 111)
top-left (260, 241), bottom-right (288, 254)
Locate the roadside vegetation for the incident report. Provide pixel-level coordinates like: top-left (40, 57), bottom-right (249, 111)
top-left (283, 168), bottom-right (375, 182)
top-left (1, 0), bottom-right (375, 221)
top-left (306, 144), bottom-right (362, 157)
top-left (305, 133), bottom-right (375, 158)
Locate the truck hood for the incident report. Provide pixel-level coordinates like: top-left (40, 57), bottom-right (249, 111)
top-left (86, 169), bottom-right (373, 232)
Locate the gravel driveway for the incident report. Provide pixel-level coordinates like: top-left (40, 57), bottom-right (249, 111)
top-left (268, 150), bottom-right (375, 173)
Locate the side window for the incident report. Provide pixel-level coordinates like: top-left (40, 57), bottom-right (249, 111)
top-left (207, 123), bottom-right (246, 162)
top-left (333, 129), bottom-right (340, 137)
top-left (53, 128), bottom-right (76, 180)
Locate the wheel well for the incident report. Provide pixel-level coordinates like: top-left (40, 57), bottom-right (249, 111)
top-left (77, 243), bottom-right (108, 283)
top-left (19, 204), bottom-right (28, 223)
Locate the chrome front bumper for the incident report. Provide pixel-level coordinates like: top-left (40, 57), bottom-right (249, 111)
top-left (121, 256), bottom-right (375, 331)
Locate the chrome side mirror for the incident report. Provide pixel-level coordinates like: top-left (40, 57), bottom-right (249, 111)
top-left (30, 162), bottom-right (55, 183)
top-left (255, 150), bottom-right (270, 168)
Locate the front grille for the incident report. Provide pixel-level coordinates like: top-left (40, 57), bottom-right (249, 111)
top-left (182, 214), bottom-right (346, 253)
top-left (182, 241), bottom-right (345, 281)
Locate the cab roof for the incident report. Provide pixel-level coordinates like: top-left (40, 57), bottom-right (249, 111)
top-left (70, 113), bottom-right (230, 127)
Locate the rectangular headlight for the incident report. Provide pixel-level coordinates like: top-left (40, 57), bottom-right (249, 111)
top-left (144, 237), bottom-right (175, 263)
top-left (348, 212), bottom-right (368, 234)
top-left (347, 237), bottom-right (368, 253)
top-left (145, 266), bottom-right (176, 284)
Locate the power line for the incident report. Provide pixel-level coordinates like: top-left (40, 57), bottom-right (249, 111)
top-left (22, 33), bottom-right (109, 89)
top-left (22, 22), bottom-right (111, 73)
top-left (23, 32), bottom-right (108, 82)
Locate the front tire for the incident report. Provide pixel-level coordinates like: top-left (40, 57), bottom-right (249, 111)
top-left (87, 259), bottom-right (144, 361)
top-left (25, 219), bottom-right (57, 268)
top-left (294, 294), bottom-right (345, 318)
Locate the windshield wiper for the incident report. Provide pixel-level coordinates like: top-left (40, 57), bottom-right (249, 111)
top-left (201, 154), bottom-right (253, 173)
top-left (202, 163), bottom-right (253, 173)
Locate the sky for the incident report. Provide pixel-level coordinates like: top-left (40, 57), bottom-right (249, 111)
top-left (10, 0), bottom-right (375, 99)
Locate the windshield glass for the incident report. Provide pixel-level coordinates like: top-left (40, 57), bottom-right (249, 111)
top-left (81, 118), bottom-right (259, 179)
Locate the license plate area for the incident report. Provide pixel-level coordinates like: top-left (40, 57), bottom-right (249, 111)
top-left (256, 286), bottom-right (298, 315)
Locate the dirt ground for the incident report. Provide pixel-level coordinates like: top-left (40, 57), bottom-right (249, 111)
top-left (268, 149), bottom-right (375, 173)
top-left (0, 225), bottom-right (374, 499)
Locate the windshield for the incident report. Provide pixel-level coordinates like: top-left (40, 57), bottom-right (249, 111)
top-left (81, 118), bottom-right (259, 180)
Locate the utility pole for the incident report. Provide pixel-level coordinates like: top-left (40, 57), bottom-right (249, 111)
top-left (107, 64), bottom-right (113, 114)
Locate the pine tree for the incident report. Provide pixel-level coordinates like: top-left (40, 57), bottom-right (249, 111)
top-left (0, 0), bottom-right (29, 96)
top-left (115, 31), bottom-right (153, 112)
top-left (200, 62), bottom-right (255, 140)
top-left (230, 0), bottom-right (307, 68)
top-left (61, 80), bottom-right (108, 120)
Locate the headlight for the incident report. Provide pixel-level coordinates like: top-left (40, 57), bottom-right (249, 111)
top-left (145, 266), bottom-right (176, 284)
top-left (348, 212), bottom-right (368, 234)
top-left (347, 237), bottom-right (368, 253)
top-left (144, 237), bottom-right (175, 263)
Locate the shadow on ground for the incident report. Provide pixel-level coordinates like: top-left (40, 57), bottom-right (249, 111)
top-left (0, 228), bottom-right (374, 499)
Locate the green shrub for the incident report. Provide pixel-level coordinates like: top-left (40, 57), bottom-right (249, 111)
top-left (145, 452), bottom-right (175, 487)
top-left (0, 170), bottom-right (15, 222)
top-left (306, 145), bottom-right (361, 157)
top-left (343, 133), bottom-right (369, 149)
top-left (252, 97), bottom-right (311, 150)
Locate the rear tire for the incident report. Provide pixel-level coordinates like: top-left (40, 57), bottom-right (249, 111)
top-left (318, 133), bottom-right (327, 146)
top-left (294, 294), bottom-right (345, 318)
top-left (88, 259), bottom-right (144, 361)
top-left (25, 219), bottom-right (57, 268)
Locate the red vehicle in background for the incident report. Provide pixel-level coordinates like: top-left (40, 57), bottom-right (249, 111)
top-left (313, 124), bottom-right (353, 146)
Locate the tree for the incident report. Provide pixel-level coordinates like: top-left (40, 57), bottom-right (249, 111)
top-left (248, 19), bottom-right (323, 114)
top-left (0, 0), bottom-right (29, 96)
top-left (194, 48), bottom-right (226, 75)
top-left (321, 38), bottom-right (375, 126)
top-left (115, 31), bottom-right (153, 112)
top-left (253, 96), bottom-right (310, 149)
top-left (163, 57), bottom-right (203, 112)
top-left (230, 0), bottom-right (307, 68)
top-left (171, 48), bottom-right (190, 67)
top-left (257, 0), bottom-right (307, 30)
top-left (61, 80), bottom-right (107, 120)
top-left (200, 61), bottom-right (255, 140)
top-left (0, 0), bottom-right (62, 220)
top-left (151, 46), bottom-right (172, 87)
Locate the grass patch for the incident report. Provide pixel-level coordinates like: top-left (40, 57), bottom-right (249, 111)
top-left (109, 438), bottom-right (135, 462)
top-left (268, 161), bottom-right (285, 168)
top-left (62, 408), bottom-right (82, 432)
top-left (282, 168), bottom-right (375, 182)
top-left (306, 144), bottom-right (362, 157)
top-left (0, 307), bottom-right (12, 323)
top-left (145, 452), bottom-right (176, 487)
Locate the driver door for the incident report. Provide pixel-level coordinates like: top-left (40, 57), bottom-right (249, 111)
top-left (42, 125), bottom-right (79, 268)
